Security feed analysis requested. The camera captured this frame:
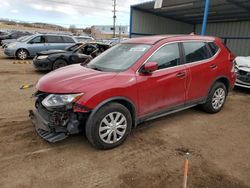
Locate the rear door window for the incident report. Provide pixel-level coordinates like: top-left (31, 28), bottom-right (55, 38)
top-left (183, 42), bottom-right (211, 63)
top-left (46, 36), bottom-right (64, 43)
top-left (62, 36), bottom-right (75, 43)
top-left (208, 42), bottom-right (219, 56)
top-left (147, 43), bottom-right (180, 70)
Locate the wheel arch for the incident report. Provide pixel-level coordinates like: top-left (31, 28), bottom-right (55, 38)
top-left (208, 76), bottom-right (230, 95)
top-left (86, 97), bottom-right (137, 129)
top-left (52, 58), bottom-right (68, 70)
top-left (15, 48), bottom-right (29, 57)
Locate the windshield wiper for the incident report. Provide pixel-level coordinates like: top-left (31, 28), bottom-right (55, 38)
top-left (91, 67), bottom-right (103, 71)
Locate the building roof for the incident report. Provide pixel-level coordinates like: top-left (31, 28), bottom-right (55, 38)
top-left (123, 34), bottom-right (217, 44)
top-left (132, 0), bottom-right (250, 24)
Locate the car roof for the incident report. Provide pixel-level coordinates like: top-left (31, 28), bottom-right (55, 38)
top-left (122, 35), bottom-right (218, 45)
top-left (32, 33), bottom-right (73, 37)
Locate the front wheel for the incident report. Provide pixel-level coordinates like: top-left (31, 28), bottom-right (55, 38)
top-left (52, 59), bottom-right (67, 70)
top-left (16, 49), bottom-right (28, 60)
top-left (85, 103), bottom-right (132, 149)
top-left (202, 82), bottom-right (227, 113)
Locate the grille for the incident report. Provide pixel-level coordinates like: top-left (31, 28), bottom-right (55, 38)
top-left (237, 75), bottom-right (250, 83)
top-left (237, 70), bottom-right (250, 83)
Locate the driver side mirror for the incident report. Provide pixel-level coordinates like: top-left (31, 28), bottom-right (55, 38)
top-left (141, 61), bottom-right (158, 74)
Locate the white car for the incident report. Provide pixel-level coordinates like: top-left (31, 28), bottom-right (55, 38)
top-left (234, 56), bottom-right (250, 88)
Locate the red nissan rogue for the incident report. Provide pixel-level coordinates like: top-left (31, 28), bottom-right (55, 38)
top-left (30, 35), bottom-right (236, 149)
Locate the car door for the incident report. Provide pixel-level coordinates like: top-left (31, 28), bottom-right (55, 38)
top-left (70, 46), bottom-right (92, 64)
top-left (26, 35), bottom-right (46, 56)
top-left (45, 35), bottom-right (65, 50)
top-left (181, 41), bottom-right (217, 102)
top-left (136, 43), bottom-right (187, 116)
top-left (61, 36), bottom-right (76, 49)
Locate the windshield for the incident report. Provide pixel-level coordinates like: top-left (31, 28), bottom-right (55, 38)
top-left (17, 35), bottom-right (30, 42)
top-left (65, 43), bottom-right (83, 51)
top-left (86, 44), bottom-right (151, 72)
top-left (21, 35), bottom-right (34, 42)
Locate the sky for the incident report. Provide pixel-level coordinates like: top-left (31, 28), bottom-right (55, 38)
top-left (0, 0), bottom-right (150, 28)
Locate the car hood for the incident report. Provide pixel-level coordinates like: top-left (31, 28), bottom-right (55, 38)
top-left (2, 39), bottom-right (16, 43)
top-left (36, 64), bottom-right (117, 93)
top-left (235, 56), bottom-right (250, 72)
top-left (0, 35), bottom-right (10, 39)
top-left (37, 50), bottom-right (67, 56)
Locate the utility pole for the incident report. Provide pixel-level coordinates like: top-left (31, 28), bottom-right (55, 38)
top-left (112, 0), bottom-right (116, 38)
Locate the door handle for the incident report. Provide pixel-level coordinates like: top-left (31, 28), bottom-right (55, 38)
top-left (176, 72), bottom-right (186, 78)
top-left (210, 64), bottom-right (217, 69)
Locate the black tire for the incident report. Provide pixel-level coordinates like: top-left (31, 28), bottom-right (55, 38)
top-left (85, 103), bottom-right (132, 149)
top-left (16, 49), bottom-right (28, 60)
top-left (52, 59), bottom-right (67, 70)
top-left (202, 82), bottom-right (227, 114)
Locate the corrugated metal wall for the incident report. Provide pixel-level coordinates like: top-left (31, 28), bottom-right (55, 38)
top-left (195, 21), bottom-right (250, 56)
top-left (131, 9), bottom-right (194, 37)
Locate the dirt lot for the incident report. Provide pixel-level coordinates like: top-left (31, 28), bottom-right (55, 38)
top-left (0, 49), bottom-right (249, 188)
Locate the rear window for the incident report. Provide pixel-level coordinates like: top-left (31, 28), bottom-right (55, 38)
top-left (208, 42), bottom-right (219, 56)
top-left (46, 36), bottom-right (63, 43)
top-left (62, 36), bottom-right (75, 43)
top-left (183, 42), bottom-right (211, 63)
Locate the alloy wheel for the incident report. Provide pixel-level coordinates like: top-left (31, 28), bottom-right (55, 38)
top-left (212, 88), bottom-right (225, 110)
top-left (99, 112), bottom-right (127, 144)
top-left (18, 50), bottom-right (27, 60)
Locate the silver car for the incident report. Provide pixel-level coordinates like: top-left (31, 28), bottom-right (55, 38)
top-left (234, 56), bottom-right (250, 88)
top-left (4, 34), bottom-right (77, 60)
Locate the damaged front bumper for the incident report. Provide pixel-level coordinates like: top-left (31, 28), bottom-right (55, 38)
top-left (29, 109), bottom-right (69, 142)
top-left (235, 70), bottom-right (250, 89)
top-left (29, 93), bottom-right (88, 143)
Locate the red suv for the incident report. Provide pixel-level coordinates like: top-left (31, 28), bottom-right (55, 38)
top-left (30, 35), bottom-right (236, 149)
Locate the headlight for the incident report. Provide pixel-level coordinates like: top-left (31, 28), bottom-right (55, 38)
top-left (234, 62), bottom-right (239, 73)
top-left (42, 93), bottom-right (83, 107)
top-left (37, 55), bottom-right (48, 60)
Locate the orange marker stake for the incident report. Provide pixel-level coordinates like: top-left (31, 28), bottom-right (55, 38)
top-left (183, 153), bottom-right (189, 188)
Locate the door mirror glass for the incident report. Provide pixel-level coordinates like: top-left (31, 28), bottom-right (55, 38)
top-left (142, 61), bottom-right (158, 74)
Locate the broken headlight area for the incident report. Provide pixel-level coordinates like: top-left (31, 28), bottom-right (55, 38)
top-left (235, 69), bottom-right (250, 85)
top-left (29, 91), bottom-right (90, 143)
top-left (41, 93), bottom-right (84, 109)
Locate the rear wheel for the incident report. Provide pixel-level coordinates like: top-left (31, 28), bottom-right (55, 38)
top-left (52, 59), bottom-right (67, 70)
top-left (85, 103), bottom-right (132, 149)
top-left (202, 82), bottom-right (227, 113)
top-left (16, 49), bottom-right (28, 60)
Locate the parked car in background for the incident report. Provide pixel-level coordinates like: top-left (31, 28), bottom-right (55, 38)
top-left (0, 31), bottom-right (10, 36)
top-left (1, 35), bottom-right (31, 48)
top-left (33, 42), bottom-right (110, 71)
top-left (4, 34), bottom-right (77, 60)
top-left (30, 35), bottom-right (236, 149)
top-left (234, 56), bottom-right (250, 88)
top-left (0, 31), bottom-right (32, 45)
top-left (74, 36), bottom-right (95, 43)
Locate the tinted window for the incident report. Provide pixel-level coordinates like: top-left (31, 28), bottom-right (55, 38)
top-left (29, 36), bottom-right (45, 44)
top-left (183, 42), bottom-right (211, 63)
top-left (46, 36), bottom-right (63, 43)
top-left (147, 43), bottom-right (180, 70)
top-left (62, 36), bottom-right (75, 43)
top-left (208, 42), bottom-right (219, 56)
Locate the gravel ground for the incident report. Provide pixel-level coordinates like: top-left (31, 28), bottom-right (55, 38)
top-left (0, 49), bottom-right (249, 188)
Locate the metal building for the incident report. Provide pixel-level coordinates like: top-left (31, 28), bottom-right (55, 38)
top-left (130, 0), bottom-right (250, 56)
